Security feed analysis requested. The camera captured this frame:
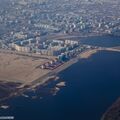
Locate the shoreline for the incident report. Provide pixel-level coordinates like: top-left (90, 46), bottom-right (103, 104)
top-left (43, 32), bottom-right (108, 41)
top-left (0, 47), bottom-right (119, 104)
top-left (1, 46), bottom-right (120, 120)
top-left (101, 98), bottom-right (120, 120)
top-left (1, 48), bottom-right (120, 120)
top-left (0, 48), bottom-right (100, 104)
top-left (31, 48), bottom-right (100, 85)
top-left (20, 48), bottom-right (99, 91)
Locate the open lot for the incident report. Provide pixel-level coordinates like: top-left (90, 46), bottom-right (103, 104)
top-left (79, 49), bottom-right (98, 59)
top-left (0, 53), bottom-right (51, 84)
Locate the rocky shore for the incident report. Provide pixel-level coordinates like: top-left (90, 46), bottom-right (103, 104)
top-left (101, 98), bottom-right (120, 120)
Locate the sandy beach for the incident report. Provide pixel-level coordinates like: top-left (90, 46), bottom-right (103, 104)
top-left (79, 49), bottom-right (99, 59)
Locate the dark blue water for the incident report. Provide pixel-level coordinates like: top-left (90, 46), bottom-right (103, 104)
top-left (1, 50), bottom-right (120, 120)
top-left (80, 35), bottom-right (120, 47)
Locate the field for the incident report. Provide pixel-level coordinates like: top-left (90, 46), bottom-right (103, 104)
top-left (0, 52), bottom-right (51, 84)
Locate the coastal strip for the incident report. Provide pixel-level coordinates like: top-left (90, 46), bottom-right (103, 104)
top-left (101, 98), bottom-right (120, 120)
top-left (0, 48), bottom-right (99, 103)
top-left (29, 48), bottom-right (100, 88)
top-left (0, 47), bottom-right (119, 103)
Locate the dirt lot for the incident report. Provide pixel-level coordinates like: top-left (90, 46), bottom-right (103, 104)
top-left (0, 53), bottom-right (50, 84)
top-left (80, 49), bottom-right (98, 59)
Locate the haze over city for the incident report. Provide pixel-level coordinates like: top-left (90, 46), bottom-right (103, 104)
top-left (0, 0), bottom-right (120, 120)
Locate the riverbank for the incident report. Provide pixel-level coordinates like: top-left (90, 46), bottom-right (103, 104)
top-left (19, 49), bottom-right (100, 94)
top-left (43, 31), bottom-right (107, 41)
top-left (0, 48), bottom-right (100, 103)
top-left (79, 49), bottom-right (99, 59)
top-left (101, 98), bottom-right (120, 120)
top-left (5, 50), bottom-right (120, 120)
top-left (23, 49), bottom-right (99, 89)
top-left (1, 46), bottom-right (120, 104)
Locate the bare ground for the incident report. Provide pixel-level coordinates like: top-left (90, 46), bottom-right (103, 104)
top-left (79, 49), bottom-right (99, 59)
top-left (0, 53), bottom-right (50, 84)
